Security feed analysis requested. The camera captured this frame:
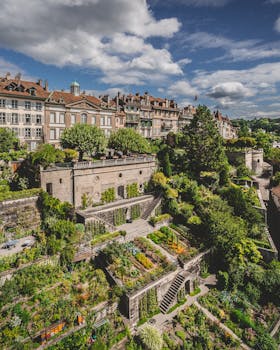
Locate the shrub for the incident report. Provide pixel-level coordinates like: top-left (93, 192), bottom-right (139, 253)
top-left (126, 183), bottom-right (139, 199)
top-left (150, 213), bottom-right (171, 226)
top-left (0, 188), bottom-right (41, 202)
top-left (113, 208), bottom-right (126, 226)
top-left (101, 188), bottom-right (115, 203)
top-left (131, 204), bottom-right (141, 220)
top-left (230, 309), bottom-right (255, 329)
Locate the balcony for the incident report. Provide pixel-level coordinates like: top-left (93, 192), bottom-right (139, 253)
top-left (161, 123), bottom-right (173, 131)
top-left (125, 115), bottom-right (139, 124)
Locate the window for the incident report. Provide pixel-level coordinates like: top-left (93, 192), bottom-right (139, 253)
top-left (11, 100), bottom-right (18, 109)
top-left (92, 116), bottom-right (96, 125)
top-left (59, 113), bottom-right (65, 124)
top-left (0, 99), bottom-right (6, 108)
top-left (25, 114), bottom-right (31, 124)
top-left (36, 114), bottom-right (41, 124)
top-left (100, 116), bottom-right (105, 126)
top-left (0, 113), bottom-right (6, 124)
top-left (107, 117), bottom-right (112, 126)
top-left (12, 128), bottom-right (19, 136)
top-left (25, 101), bottom-right (31, 110)
top-left (50, 129), bottom-right (55, 140)
top-left (81, 113), bottom-right (87, 124)
top-left (50, 113), bottom-right (55, 123)
top-left (36, 102), bottom-right (42, 111)
top-left (24, 128), bottom-right (31, 138)
top-left (70, 114), bottom-right (75, 124)
top-left (11, 113), bottom-right (19, 124)
top-left (35, 128), bottom-right (42, 138)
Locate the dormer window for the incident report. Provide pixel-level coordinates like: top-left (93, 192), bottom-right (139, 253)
top-left (29, 88), bottom-right (36, 96)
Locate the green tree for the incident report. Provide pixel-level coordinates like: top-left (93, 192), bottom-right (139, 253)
top-left (31, 144), bottom-right (65, 168)
top-left (139, 325), bottom-right (163, 350)
top-left (0, 128), bottom-right (19, 152)
top-left (182, 105), bottom-right (228, 177)
top-left (162, 151), bottom-right (172, 177)
top-left (61, 124), bottom-right (107, 161)
top-left (108, 128), bottom-right (151, 155)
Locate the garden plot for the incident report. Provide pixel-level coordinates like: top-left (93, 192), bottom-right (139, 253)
top-left (0, 262), bottom-right (110, 349)
top-left (198, 288), bottom-right (279, 349)
top-left (148, 226), bottom-right (199, 264)
top-left (102, 237), bottom-right (176, 293)
top-left (162, 304), bottom-right (241, 349)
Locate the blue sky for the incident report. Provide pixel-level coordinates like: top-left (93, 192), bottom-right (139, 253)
top-left (0, 0), bottom-right (280, 119)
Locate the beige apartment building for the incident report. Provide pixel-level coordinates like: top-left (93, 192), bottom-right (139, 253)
top-left (0, 73), bottom-right (48, 150)
top-left (44, 82), bottom-right (118, 146)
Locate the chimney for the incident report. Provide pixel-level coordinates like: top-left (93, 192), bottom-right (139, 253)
top-left (15, 73), bottom-right (21, 85)
top-left (116, 91), bottom-right (120, 111)
top-left (44, 80), bottom-right (48, 91)
top-left (37, 79), bottom-right (43, 86)
top-left (5, 72), bottom-right (11, 80)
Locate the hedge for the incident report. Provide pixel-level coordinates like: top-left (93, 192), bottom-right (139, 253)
top-left (0, 188), bottom-right (41, 202)
top-left (91, 231), bottom-right (121, 246)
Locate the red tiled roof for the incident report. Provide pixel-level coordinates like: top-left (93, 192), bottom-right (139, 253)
top-left (0, 78), bottom-right (49, 99)
top-left (47, 91), bottom-right (102, 107)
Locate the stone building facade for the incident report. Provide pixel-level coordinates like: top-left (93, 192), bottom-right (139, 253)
top-left (40, 156), bottom-right (157, 208)
top-left (226, 149), bottom-right (268, 175)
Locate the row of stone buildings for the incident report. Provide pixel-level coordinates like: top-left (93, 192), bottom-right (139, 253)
top-left (0, 73), bottom-right (237, 150)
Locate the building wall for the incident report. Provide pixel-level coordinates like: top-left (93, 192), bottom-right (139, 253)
top-left (40, 157), bottom-right (157, 207)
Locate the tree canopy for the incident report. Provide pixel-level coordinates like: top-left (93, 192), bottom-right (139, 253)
top-left (108, 128), bottom-right (151, 155)
top-left (0, 128), bottom-right (19, 152)
top-left (31, 144), bottom-right (65, 168)
top-left (60, 124), bottom-right (107, 161)
top-left (182, 105), bottom-right (228, 178)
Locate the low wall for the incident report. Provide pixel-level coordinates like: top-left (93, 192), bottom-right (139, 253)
top-left (0, 196), bottom-right (41, 233)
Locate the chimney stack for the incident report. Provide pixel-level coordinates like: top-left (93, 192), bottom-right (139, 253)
top-left (5, 72), bottom-right (11, 80)
top-left (44, 80), bottom-right (48, 91)
top-left (37, 79), bottom-right (43, 86)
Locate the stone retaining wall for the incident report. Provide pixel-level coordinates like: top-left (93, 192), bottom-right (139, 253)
top-left (0, 196), bottom-right (41, 233)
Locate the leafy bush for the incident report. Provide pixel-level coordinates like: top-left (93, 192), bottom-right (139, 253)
top-left (230, 309), bottom-right (255, 329)
top-left (0, 188), bottom-right (41, 202)
top-left (150, 213), bottom-right (171, 226)
top-left (101, 187), bottom-right (115, 203)
top-left (131, 204), bottom-right (141, 220)
top-left (113, 208), bottom-right (126, 226)
top-left (126, 183), bottom-right (139, 199)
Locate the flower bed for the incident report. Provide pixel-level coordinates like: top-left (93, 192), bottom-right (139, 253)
top-left (103, 237), bottom-right (176, 293)
top-left (147, 226), bottom-right (198, 263)
top-left (162, 304), bottom-right (241, 349)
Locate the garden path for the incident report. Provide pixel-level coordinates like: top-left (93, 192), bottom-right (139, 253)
top-left (194, 301), bottom-right (252, 350)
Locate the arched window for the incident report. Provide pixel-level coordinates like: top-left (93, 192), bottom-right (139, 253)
top-left (81, 113), bottom-right (87, 124)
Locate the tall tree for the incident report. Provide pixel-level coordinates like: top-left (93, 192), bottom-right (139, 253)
top-left (108, 128), bottom-right (151, 155)
top-left (61, 124), bottom-right (107, 161)
top-left (31, 144), bottom-right (65, 168)
top-left (0, 128), bottom-right (19, 152)
top-left (182, 105), bottom-right (228, 177)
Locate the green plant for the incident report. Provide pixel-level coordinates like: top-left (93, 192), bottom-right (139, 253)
top-left (131, 204), bottom-right (141, 220)
top-left (126, 183), bottom-right (139, 199)
top-left (0, 188), bottom-right (41, 202)
top-left (113, 208), bottom-right (126, 226)
top-left (101, 187), bottom-right (115, 203)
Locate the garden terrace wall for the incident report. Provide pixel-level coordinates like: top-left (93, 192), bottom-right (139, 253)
top-left (0, 196), bottom-right (41, 232)
top-left (76, 195), bottom-right (156, 227)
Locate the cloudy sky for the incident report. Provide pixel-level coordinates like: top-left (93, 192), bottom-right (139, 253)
top-left (0, 0), bottom-right (280, 118)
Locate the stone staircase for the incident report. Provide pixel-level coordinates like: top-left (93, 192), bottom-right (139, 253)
top-left (141, 195), bottom-right (161, 220)
top-left (159, 273), bottom-right (186, 314)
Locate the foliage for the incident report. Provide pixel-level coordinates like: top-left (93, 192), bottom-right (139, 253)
top-left (91, 231), bottom-right (121, 246)
top-left (108, 128), bottom-right (151, 155)
top-left (266, 147), bottom-right (280, 172)
top-left (135, 252), bottom-right (153, 269)
top-left (149, 213), bottom-right (171, 226)
top-left (0, 187), bottom-right (41, 202)
top-left (182, 105), bottom-right (228, 178)
top-left (113, 208), bottom-right (126, 226)
top-left (0, 127), bottom-right (19, 152)
top-left (126, 183), bottom-right (139, 199)
top-left (63, 148), bottom-right (78, 162)
top-left (86, 220), bottom-right (106, 236)
top-left (60, 123), bottom-right (107, 161)
top-left (151, 172), bottom-right (167, 189)
top-left (131, 204), bottom-right (141, 220)
top-left (162, 151), bottom-right (172, 177)
top-left (39, 191), bottom-right (74, 222)
top-left (101, 187), bottom-right (115, 203)
top-left (81, 192), bottom-right (92, 209)
top-left (139, 325), bottom-right (163, 350)
top-left (139, 287), bottom-right (159, 322)
top-left (31, 144), bottom-right (65, 168)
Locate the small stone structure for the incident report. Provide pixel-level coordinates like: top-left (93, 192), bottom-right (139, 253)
top-left (0, 196), bottom-right (41, 232)
top-left (226, 149), bottom-right (268, 176)
top-left (40, 156), bottom-right (157, 208)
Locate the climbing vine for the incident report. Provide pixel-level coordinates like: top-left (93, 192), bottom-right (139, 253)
top-left (113, 208), bottom-right (126, 226)
top-left (139, 287), bottom-right (159, 321)
top-left (131, 204), bottom-right (141, 220)
top-left (126, 183), bottom-right (139, 199)
top-left (101, 188), bottom-right (115, 204)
